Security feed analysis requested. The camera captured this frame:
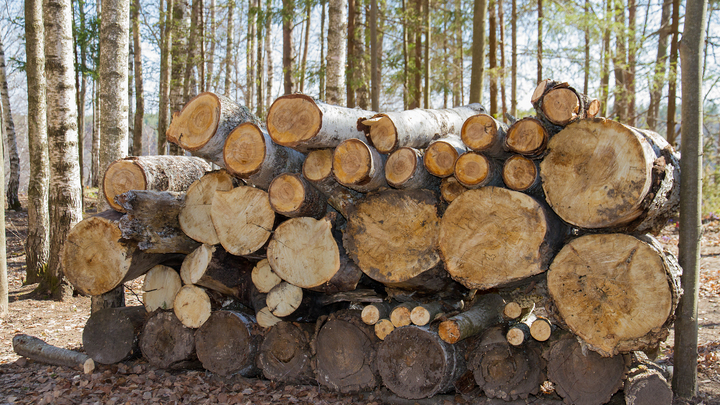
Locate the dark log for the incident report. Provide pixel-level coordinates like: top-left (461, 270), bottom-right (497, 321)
top-left (195, 309), bottom-right (263, 376)
top-left (624, 352), bottom-right (673, 405)
top-left (82, 306), bottom-right (148, 364)
top-left (258, 321), bottom-right (315, 384)
top-left (302, 149), bottom-right (363, 218)
top-left (438, 293), bottom-right (505, 344)
top-left (140, 311), bottom-right (198, 369)
top-left (13, 334), bottom-right (95, 374)
top-left (268, 173), bottom-right (327, 218)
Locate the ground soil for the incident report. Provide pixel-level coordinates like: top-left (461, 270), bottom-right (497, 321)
top-left (1, 199), bottom-right (719, 404)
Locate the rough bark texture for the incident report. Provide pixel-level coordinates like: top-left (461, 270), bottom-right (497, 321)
top-left (25, 0), bottom-right (51, 284)
top-left (0, 38), bottom-right (21, 210)
top-left (157, 0), bottom-right (173, 155)
top-left (302, 149), bottom-right (363, 218)
top-left (325, 0), bottom-right (346, 105)
top-left (140, 310), bottom-right (197, 369)
top-left (82, 306), bottom-right (148, 364)
top-left (258, 321), bottom-right (315, 384)
top-left (117, 190), bottom-right (200, 254)
top-left (268, 173), bottom-right (327, 218)
top-left (13, 334), bottom-right (94, 374)
top-left (103, 155), bottom-right (211, 212)
top-left (625, 362), bottom-right (673, 405)
top-left (179, 169), bottom-right (236, 245)
top-left (44, 0), bottom-right (83, 299)
top-left (211, 186), bottom-right (275, 256)
top-left (377, 325), bottom-right (466, 399)
top-left (131, 0), bottom-right (144, 156)
top-left (332, 139), bottom-right (388, 192)
top-left (195, 310), bottom-right (262, 376)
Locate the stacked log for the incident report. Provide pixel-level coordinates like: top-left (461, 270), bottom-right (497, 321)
top-left (61, 87), bottom-right (681, 404)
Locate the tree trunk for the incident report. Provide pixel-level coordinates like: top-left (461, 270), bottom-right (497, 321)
top-left (90, 286), bottom-right (125, 314)
top-left (537, 0), bottom-right (542, 83)
top-left (438, 293), bottom-right (504, 344)
top-left (24, 0), bottom-right (51, 285)
top-left (423, 134), bottom-right (468, 178)
top-left (44, 0), bottom-right (83, 300)
top-left (326, 0), bottom-right (347, 105)
top-left (385, 147), bottom-right (439, 190)
top-left (461, 113), bottom-right (509, 159)
top-left (142, 265), bottom-right (182, 311)
top-left (299, 2), bottom-right (311, 93)
top-left (132, 0), bottom-right (144, 156)
top-left (268, 173), bottom-right (327, 218)
top-left (211, 186), bottom-right (275, 256)
top-left (282, 0), bottom-right (294, 94)
top-left (313, 310), bottom-right (380, 393)
top-left (169, 0), bottom-right (189, 140)
top-left (333, 139), bottom-right (388, 192)
top-left (103, 155), bottom-right (211, 212)
top-left (157, 0), bottom-right (174, 154)
top-left (665, 0), bottom-right (680, 146)
top-left (488, 0), bottom-right (497, 116)
top-left (346, 0), bottom-right (356, 107)
top-left (626, 0), bottom-right (636, 126)
top-left (498, 0), bottom-right (506, 115)
top-left (223, 0), bottom-right (234, 96)
top-left (0, 38), bottom-right (21, 210)
top-left (180, 243), bottom-right (255, 303)
top-left (504, 117), bottom-right (548, 157)
top-left (370, 0), bottom-right (379, 110)
top-left (117, 190), bottom-right (199, 254)
top-left (182, 0), bottom-right (201, 101)
top-left (267, 94), bottom-right (373, 152)
top-left (178, 169), bottom-right (236, 245)
top-left (378, 325), bottom-right (466, 399)
top-left (0, 72), bottom-right (4, 315)
top-left (510, 0), bottom-right (516, 116)
top-left (258, 321), bottom-right (315, 383)
top-left (206, 0), bottom-right (216, 91)
top-left (302, 149), bottom-right (363, 218)
top-left (540, 118), bottom-right (680, 233)
top-left (195, 309), bottom-right (262, 376)
top-left (647, 0), bottom-right (671, 132)
top-left (245, 0), bottom-right (255, 107)
top-left (454, 152), bottom-right (502, 189)
top-left (547, 336), bottom-right (625, 405)
top-left (359, 104), bottom-right (485, 154)
top-left (62, 210), bottom-right (180, 295)
top-left (223, 123), bottom-right (305, 189)
top-left (599, 0), bottom-right (611, 117)
top-left (166, 92), bottom-right (262, 165)
top-left (439, 187), bottom-right (566, 290)
top-left (13, 334), bottom-right (94, 374)
top-left (264, 0), bottom-right (272, 110)
top-left (612, 0), bottom-right (627, 122)
top-left (140, 310), bottom-right (198, 369)
top-left (82, 306), bottom-right (148, 364)
top-left (319, 0), bottom-right (327, 99)
top-left (91, 80), bottom-right (100, 182)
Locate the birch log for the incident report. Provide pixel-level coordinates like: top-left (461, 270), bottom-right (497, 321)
top-left (460, 113), bottom-right (510, 158)
top-left (384, 147), bottom-right (439, 190)
top-left (504, 117), bottom-right (548, 157)
top-left (423, 135), bottom-right (468, 178)
top-left (332, 139), bottom-right (388, 192)
top-left (13, 334), bottom-right (95, 374)
top-left (268, 173), bottom-right (327, 218)
top-left (302, 149), bottom-right (363, 217)
top-left (531, 79), bottom-right (600, 132)
top-left (438, 293), bottom-right (505, 344)
top-left (454, 152), bottom-right (503, 189)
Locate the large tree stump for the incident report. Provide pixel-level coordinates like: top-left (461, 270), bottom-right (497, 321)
top-left (211, 186), bottom-right (275, 256)
top-left (140, 311), bottom-right (197, 369)
top-left (540, 118), bottom-right (680, 233)
top-left (82, 306), bottom-right (148, 364)
top-left (461, 113), bottom-right (510, 158)
top-left (180, 244), bottom-right (255, 305)
top-left (547, 233), bottom-right (681, 356)
top-left (194, 310), bottom-right (262, 376)
top-left (359, 103), bottom-right (485, 154)
top-left (166, 92), bottom-right (262, 165)
top-left (332, 139), bottom-right (388, 192)
top-left (63, 210), bottom-right (179, 295)
top-left (267, 93), bottom-right (373, 152)
top-left (268, 173), bottom-right (327, 218)
top-left (142, 265), bottom-right (182, 311)
top-left (468, 327), bottom-right (545, 401)
top-left (302, 149), bottom-right (363, 218)
top-left (258, 321), bottom-right (315, 384)
top-left (504, 117), bottom-right (548, 157)
top-left (377, 325), bottom-right (467, 399)
top-left (439, 187), bottom-right (566, 290)
top-left (438, 293), bottom-right (505, 344)
top-left (547, 336), bottom-right (625, 405)
top-left (344, 189), bottom-right (451, 291)
top-left (312, 310), bottom-right (381, 393)
top-left (423, 135), bottom-right (468, 178)
top-left (384, 147), bottom-right (439, 190)
top-left (268, 215), bottom-right (362, 292)
top-left (531, 79), bottom-right (600, 133)
top-left (454, 151), bottom-right (503, 189)
top-left (223, 122), bottom-right (306, 189)
top-left (178, 170), bottom-right (236, 245)
top-left (13, 334), bottom-right (95, 374)
top-left (103, 155), bottom-right (211, 212)
top-left (117, 190), bottom-right (200, 254)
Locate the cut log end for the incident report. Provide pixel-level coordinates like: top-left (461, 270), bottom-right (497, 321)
top-left (503, 302), bottom-right (523, 319)
top-left (374, 319), bottom-right (395, 340)
top-left (503, 155), bottom-right (538, 191)
top-left (166, 92), bottom-right (221, 150)
top-left (180, 244), bottom-right (214, 286)
top-left (267, 94), bottom-right (322, 146)
top-left (103, 160), bottom-right (147, 212)
top-left (365, 115), bottom-right (398, 153)
top-left (410, 305), bottom-right (434, 326)
top-left (461, 114), bottom-right (499, 151)
top-left (530, 317), bottom-right (553, 342)
top-left (211, 186), bottom-right (275, 256)
top-left (424, 140), bottom-right (460, 178)
top-left (83, 306), bottom-right (147, 365)
top-left (333, 139), bottom-right (374, 185)
top-left (531, 79), bottom-right (552, 103)
top-left (179, 170), bottom-right (235, 245)
top-left (266, 282), bottom-right (303, 317)
top-left (140, 311), bottom-right (196, 369)
top-left (195, 310), bottom-right (260, 377)
top-left (440, 176), bottom-right (469, 203)
top-left (303, 149), bottom-right (334, 181)
top-left (542, 88), bottom-right (580, 125)
top-left (505, 118), bottom-right (548, 156)
top-left (390, 303), bottom-right (414, 328)
top-left (454, 152), bottom-right (490, 188)
top-left (173, 285), bottom-right (212, 329)
top-left (438, 321), bottom-right (461, 344)
top-left (268, 173), bottom-right (326, 218)
top-left (252, 259), bottom-right (282, 294)
top-left (506, 327), bottom-right (527, 346)
top-left (143, 265), bottom-right (182, 312)
top-left (223, 122), bottom-right (266, 176)
top-left (257, 307), bottom-right (282, 328)
top-left (385, 147), bottom-right (419, 187)
top-left (587, 99), bottom-right (601, 117)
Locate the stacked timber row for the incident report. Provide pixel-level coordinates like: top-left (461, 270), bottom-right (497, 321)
top-left (61, 82), bottom-right (681, 404)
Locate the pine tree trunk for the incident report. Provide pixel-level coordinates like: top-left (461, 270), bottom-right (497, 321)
top-left (488, 0), bottom-right (497, 116)
top-left (170, 0), bottom-right (189, 130)
top-left (91, 81), bottom-right (100, 182)
top-left (537, 0), bottom-right (542, 83)
top-left (469, 0), bottom-right (485, 104)
top-left (0, 38), bottom-right (21, 210)
top-left (326, 0), bottom-right (347, 105)
top-left (132, 0), bottom-right (144, 155)
top-left (347, 0), bottom-right (356, 108)
top-left (626, 0), bottom-right (636, 126)
top-left (264, 0), bottom-right (272, 110)
top-left (24, 0), bottom-right (51, 284)
top-left (599, 0), bottom-right (611, 116)
top-left (282, 0), bottom-right (294, 94)
top-left (182, 0), bottom-right (201, 100)
top-left (82, 306), bottom-right (148, 364)
top-left (510, 0), bottom-right (516, 116)
top-left (224, 0), bottom-right (234, 96)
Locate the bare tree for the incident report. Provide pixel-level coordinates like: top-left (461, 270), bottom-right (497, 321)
top-left (326, 0), bottom-right (346, 105)
top-left (469, 0), bottom-right (486, 104)
top-left (225, 0), bottom-right (235, 97)
top-left (132, 0), bottom-right (144, 156)
top-left (158, 0), bottom-right (174, 154)
top-left (0, 38), bottom-right (21, 210)
top-left (647, 0), bottom-right (672, 131)
top-left (282, 0), bottom-right (294, 94)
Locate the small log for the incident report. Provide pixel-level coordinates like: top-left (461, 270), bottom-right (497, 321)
top-left (390, 301), bottom-right (417, 328)
top-left (103, 155), bottom-right (211, 212)
top-left (531, 79), bottom-right (600, 133)
top-left (302, 149), bottom-right (363, 218)
top-left (359, 103), bottom-right (486, 154)
top-left (411, 301), bottom-right (463, 326)
top-left (266, 281), bottom-right (304, 317)
top-left (454, 151), bottom-right (503, 189)
top-left (377, 325), bottom-right (467, 399)
top-left (251, 259), bottom-right (282, 294)
top-left (540, 118), bottom-right (680, 233)
top-left (180, 244), bottom-right (255, 304)
top-left (82, 306), bottom-right (148, 364)
top-left (63, 210), bottom-right (179, 296)
top-left (267, 93), bottom-right (373, 152)
top-left (423, 134), bottom-right (468, 178)
top-left (143, 265), bottom-right (182, 312)
top-left (140, 311), bottom-right (197, 369)
top-left (173, 285), bottom-right (212, 329)
top-left (332, 138), bottom-right (388, 192)
top-left (195, 310), bottom-right (263, 376)
top-left (250, 286), bottom-right (282, 328)
top-left (438, 293), bottom-right (505, 344)
top-left (439, 187), bottom-right (566, 290)
top-left (502, 155), bottom-right (542, 194)
top-left (374, 318), bottom-right (395, 340)
top-left (468, 327), bottom-right (545, 401)
top-left (312, 310), bottom-right (381, 393)
top-left (502, 301), bottom-right (533, 321)
top-left (268, 173), bottom-right (327, 218)
top-left (258, 321), bottom-right (315, 384)
top-left (268, 215), bottom-right (362, 292)
top-left (211, 186), bottom-right (275, 256)
top-left (461, 113), bottom-right (510, 158)
top-left (223, 122), bottom-right (306, 189)
top-left (166, 92), bottom-right (262, 165)
top-left (13, 334), bottom-right (95, 374)
top-left (362, 302), bottom-right (392, 325)
top-left (547, 233), bottom-right (681, 356)
top-left (440, 176), bottom-right (469, 203)
top-left (504, 117), bottom-right (548, 157)
top-left (384, 147), bottom-right (440, 190)
top-left (624, 353), bottom-right (673, 405)
top-left (530, 317), bottom-right (554, 342)
top-left (547, 336), bottom-right (625, 405)
top-left (117, 190), bottom-right (200, 254)
top-left (506, 313), bottom-right (537, 346)
top-left (178, 169), bottom-right (236, 245)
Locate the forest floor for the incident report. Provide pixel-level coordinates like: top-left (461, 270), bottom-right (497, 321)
top-left (1, 196), bottom-right (720, 404)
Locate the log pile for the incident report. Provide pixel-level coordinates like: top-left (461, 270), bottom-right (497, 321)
top-left (59, 83), bottom-right (681, 404)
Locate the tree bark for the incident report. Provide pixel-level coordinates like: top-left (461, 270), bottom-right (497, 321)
top-left (282, 0), bottom-right (294, 94)
top-left (326, 0), bottom-right (347, 105)
top-left (438, 293), bottom-right (504, 344)
top-left (259, 321), bottom-right (315, 383)
top-left (245, 0), bottom-right (255, 106)
top-left (469, 0), bottom-right (485, 104)
top-left (268, 173), bottom-right (327, 218)
top-left (599, 0), bottom-right (611, 117)
top-left (195, 309), bottom-right (262, 376)
top-left (211, 186), bottom-right (275, 256)
top-left (206, 0), bottom-right (216, 91)
top-left (510, 0), bottom-right (516, 116)
top-left (537, 0), bottom-right (542, 83)
top-left (333, 139), bottom-right (388, 192)
top-left (157, 0), bottom-right (174, 154)
top-left (0, 74), bottom-right (4, 315)
top-left (0, 38), bottom-right (21, 210)
top-left (132, 0), bottom-right (144, 156)
top-left (82, 306), bottom-right (148, 364)
top-left (264, 0), bottom-right (272, 110)
top-left (178, 169), bottom-right (236, 245)
top-left (223, 0), bottom-right (234, 96)
top-left (488, 0), bottom-right (497, 116)
top-left (142, 265), bottom-right (182, 312)
top-left (347, 0), bottom-right (356, 107)
top-left (647, 0), bottom-right (671, 132)
top-left (665, 0), bottom-right (680, 145)
top-left (13, 334), bottom-right (94, 374)
top-left (140, 310), bottom-right (198, 369)
top-left (299, 2), bottom-right (311, 93)
top-left (182, 0), bottom-right (201, 100)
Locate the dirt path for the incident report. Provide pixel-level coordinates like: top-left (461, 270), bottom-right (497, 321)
top-left (1, 206), bottom-right (719, 404)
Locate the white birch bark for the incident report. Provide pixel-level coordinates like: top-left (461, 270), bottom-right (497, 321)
top-left (0, 38), bottom-right (21, 210)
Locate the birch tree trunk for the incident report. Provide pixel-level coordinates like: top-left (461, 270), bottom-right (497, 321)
top-left (206, 0), bottom-right (216, 91)
top-left (132, 0), bottom-right (144, 156)
top-left (24, 0), bottom-right (51, 284)
top-left (0, 38), bottom-right (21, 211)
top-left (44, 0), bottom-right (83, 299)
top-left (158, 0), bottom-right (174, 154)
top-left (326, 0), bottom-right (346, 105)
top-left (245, 0), bottom-right (255, 107)
top-left (224, 0), bottom-right (235, 97)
